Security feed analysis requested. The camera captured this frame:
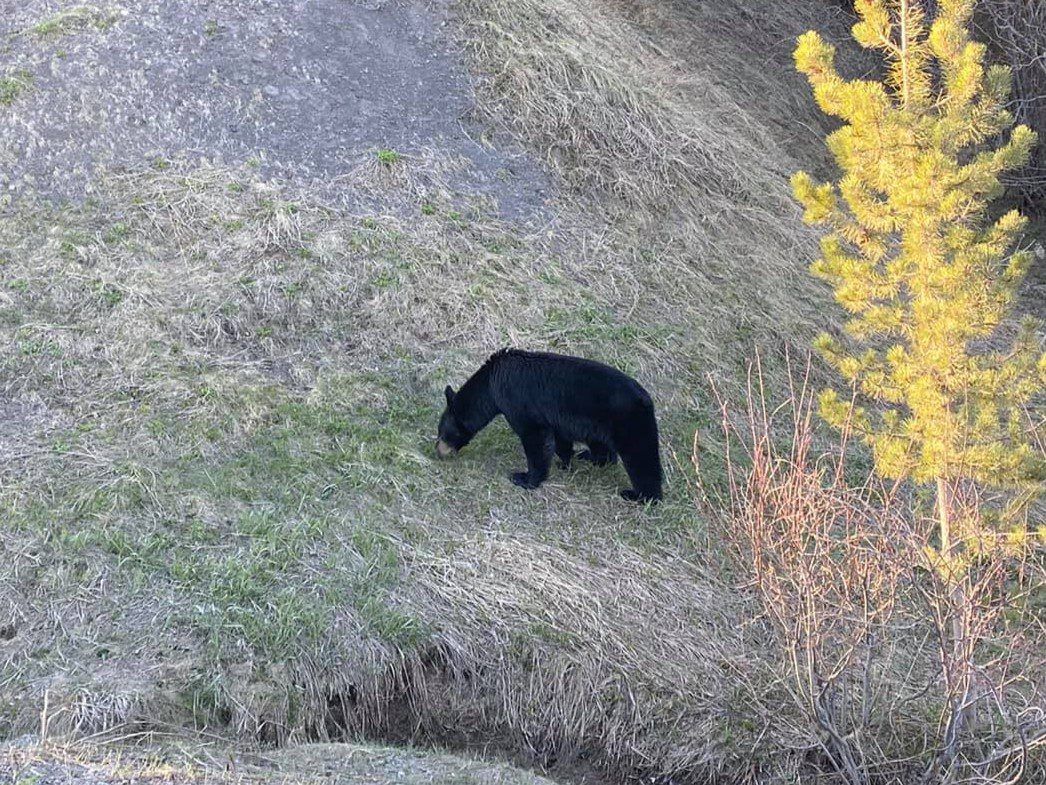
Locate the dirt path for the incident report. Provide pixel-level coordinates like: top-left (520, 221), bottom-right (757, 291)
top-left (0, 0), bottom-right (549, 218)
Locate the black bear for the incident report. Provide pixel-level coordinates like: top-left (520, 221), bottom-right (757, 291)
top-left (435, 349), bottom-right (663, 502)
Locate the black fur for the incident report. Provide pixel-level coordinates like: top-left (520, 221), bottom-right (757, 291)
top-left (436, 349), bottom-right (662, 503)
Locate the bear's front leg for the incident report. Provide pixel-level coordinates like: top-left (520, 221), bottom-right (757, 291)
top-left (511, 426), bottom-right (553, 489)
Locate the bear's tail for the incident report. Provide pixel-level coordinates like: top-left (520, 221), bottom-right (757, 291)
top-left (616, 400), bottom-right (663, 502)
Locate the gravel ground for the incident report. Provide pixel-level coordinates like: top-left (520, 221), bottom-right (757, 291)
top-left (0, 0), bottom-right (549, 218)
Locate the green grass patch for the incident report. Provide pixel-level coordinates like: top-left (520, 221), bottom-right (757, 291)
top-left (31, 6), bottom-right (119, 39)
top-left (169, 512), bottom-right (339, 660)
top-left (0, 363), bottom-right (442, 663)
top-left (0, 70), bottom-right (33, 106)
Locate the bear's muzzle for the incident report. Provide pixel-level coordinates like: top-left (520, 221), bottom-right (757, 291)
top-left (435, 439), bottom-right (457, 459)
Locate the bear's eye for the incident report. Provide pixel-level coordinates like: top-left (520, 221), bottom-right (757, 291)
top-left (440, 413), bottom-right (469, 447)
top-left (439, 413), bottom-right (458, 439)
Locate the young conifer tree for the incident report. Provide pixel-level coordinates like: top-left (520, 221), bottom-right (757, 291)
top-left (791, 0), bottom-right (1044, 572)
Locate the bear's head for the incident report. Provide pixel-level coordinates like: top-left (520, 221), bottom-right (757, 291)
top-left (435, 385), bottom-right (474, 458)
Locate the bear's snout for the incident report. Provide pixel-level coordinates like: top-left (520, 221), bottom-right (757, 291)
top-left (435, 439), bottom-right (457, 459)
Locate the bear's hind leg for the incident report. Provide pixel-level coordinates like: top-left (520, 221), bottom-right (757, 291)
top-left (613, 409), bottom-right (662, 503)
top-left (619, 459), bottom-right (662, 503)
top-left (618, 448), bottom-right (662, 502)
top-left (577, 441), bottom-right (618, 466)
top-left (554, 433), bottom-right (574, 469)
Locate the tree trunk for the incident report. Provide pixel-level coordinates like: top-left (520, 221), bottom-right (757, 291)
top-left (936, 476), bottom-right (970, 761)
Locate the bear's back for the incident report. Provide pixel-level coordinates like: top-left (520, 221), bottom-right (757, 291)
top-left (489, 349), bottom-right (652, 407)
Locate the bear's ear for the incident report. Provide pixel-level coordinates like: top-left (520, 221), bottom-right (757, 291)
top-left (444, 385), bottom-right (456, 406)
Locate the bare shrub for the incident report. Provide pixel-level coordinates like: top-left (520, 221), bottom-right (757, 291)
top-left (916, 481), bottom-right (1045, 783)
top-left (701, 360), bottom-right (914, 782)
top-left (698, 357), bottom-right (1045, 783)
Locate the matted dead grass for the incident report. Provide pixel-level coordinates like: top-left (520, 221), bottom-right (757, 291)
top-left (0, 737), bottom-right (561, 784)
top-left (456, 0), bottom-right (876, 397)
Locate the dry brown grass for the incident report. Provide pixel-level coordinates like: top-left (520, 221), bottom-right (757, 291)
top-left (457, 0), bottom-right (863, 391)
top-left (0, 737), bottom-right (559, 784)
top-left (460, 0), bottom-right (851, 212)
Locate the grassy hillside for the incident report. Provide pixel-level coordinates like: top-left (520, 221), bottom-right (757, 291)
top-left (3, 1), bottom-right (1036, 783)
top-left (0, 153), bottom-right (772, 777)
